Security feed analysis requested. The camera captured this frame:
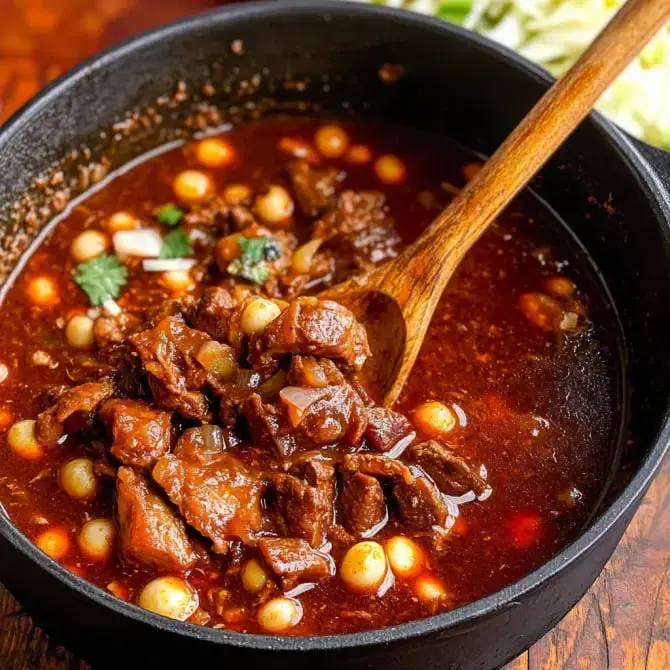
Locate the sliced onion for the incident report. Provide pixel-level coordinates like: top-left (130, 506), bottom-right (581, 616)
top-left (200, 424), bottom-right (225, 452)
top-left (279, 386), bottom-right (330, 427)
top-left (113, 229), bottom-right (163, 258)
top-left (258, 369), bottom-right (287, 396)
top-left (142, 259), bottom-right (197, 272)
top-left (102, 299), bottom-right (122, 317)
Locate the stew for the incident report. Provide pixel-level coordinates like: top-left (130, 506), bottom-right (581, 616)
top-left (0, 116), bottom-right (620, 635)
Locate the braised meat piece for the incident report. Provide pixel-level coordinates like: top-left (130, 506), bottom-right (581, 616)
top-left (249, 297), bottom-right (370, 371)
top-left (365, 407), bottom-right (416, 455)
top-left (186, 286), bottom-right (236, 342)
top-left (393, 474), bottom-right (449, 530)
top-left (243, 393), bottom-right (297, 459)
top-left (93, 311), bottom-right (142, 348)
top-left (339, 471), bottom-right (387, 537)
top-left (279, 384), bottom-right (367, 445)
top-left (313, 191), bottom-right (390, 240)
top-left (286, 356), bottom-right (345, 388)
top-left (258, 537), bottom-right (332, 589)
top-left (152, 426), bottom-right (265, 552)
top-left (129, 317), bottom-right (212, 421)
top-left (272, 459), bottom-right (335, 547)
top-left (147, 299), bottom-right (185, 326)
top-left (36, 378), bottom-right (115, 446)
top-left (286, 160), bottom-right (341, 216)
top-left (116, 466), bottom-right (195, 571)
top-left (342, 453), bottom-right (413, 482)
top-left (409, 440), bottom-right (489, 496)
top-left (100, 399), bottom-right (172, 469)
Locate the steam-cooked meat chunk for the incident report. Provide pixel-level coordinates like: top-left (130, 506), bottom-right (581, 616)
top-left (287, 160), bottom-right (340, 216)
top-left (186, 287), bottom-right (236, 342)
top-left (409, 441), bottom-right (489, 496)
top-left (258, 537), bottom-right (332, 589)
top-left (279, 383), bottom-right (367, 446)
top-left (129, 317), bottom-right (212, 421)
top-left (339, 471), bottom-right (387, 537)
top-left (342, 453), bottom-right (413, 482)
top-left (36, 378), bottom-right (115, 446)
top-left (313, 190), bottom-right (390, 240)
top-left (243, 393), bottom-right (297, 458)
top-left (249, 297), bottom-right (370, 371)
top-left (116, 467), bottom-right (195, 571)
top-left (152, 427), bottom-right (265, 552)
top-left (93, 312), bottom-right (141, 348)
top-left (286, 356), bottom-right (345, 387)
top-left (393, 474), bottom-right (448, 530)
top-left (272, 459), bottom-right (335, 547)
top-left (100, 399), bottom-right (172, 469)
top-left (365, 407), bottom-right (415, 454)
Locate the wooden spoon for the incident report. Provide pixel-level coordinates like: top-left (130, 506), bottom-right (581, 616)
top-left (321, 0), bottom-right (670, 406)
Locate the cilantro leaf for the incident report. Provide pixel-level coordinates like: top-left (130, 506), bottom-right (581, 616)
top-left (74, 254), bottom-right (128, 306)
top-left (160, 229), bottom-right (193, 259)
top-left (155, 203), bottom-right (184, 226)
top-left (227, 235), bottom-right (281, 285)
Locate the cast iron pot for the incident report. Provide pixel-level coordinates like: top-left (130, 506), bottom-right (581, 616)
top-left (0, 2), bottom-right (668, 668)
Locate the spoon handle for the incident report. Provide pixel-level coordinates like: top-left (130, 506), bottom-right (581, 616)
top-left (394, 0), bottom-right (670, 299)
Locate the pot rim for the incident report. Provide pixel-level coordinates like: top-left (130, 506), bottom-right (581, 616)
top-left (0, 0), bottom-right (668, 653)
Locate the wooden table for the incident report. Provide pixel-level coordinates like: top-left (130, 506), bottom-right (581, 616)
top-left (0, 1), bottom-right (667, 668)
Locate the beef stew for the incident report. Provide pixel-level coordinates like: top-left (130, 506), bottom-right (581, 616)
top-left (0, 116), bottom-right (621, 635)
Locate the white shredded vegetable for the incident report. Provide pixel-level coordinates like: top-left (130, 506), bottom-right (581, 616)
top-left (351, 0), bottom-right (670, 149)
top-left (112, 229), bottom-right (163, 258)
top-left (142, 258), bottom-right (197, 272)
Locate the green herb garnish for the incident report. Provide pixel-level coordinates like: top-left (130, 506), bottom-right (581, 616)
top-left (155, 203), bottom-right (184, 226)
top-left (227, 235), bottom-right (281, 285)
top-left (160, 229), bottom-right (193, 259)
top-left (74, 254), bottom-right (128, 306)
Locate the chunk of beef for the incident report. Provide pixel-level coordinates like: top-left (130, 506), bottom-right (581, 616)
top-left (313, 191), bottom-right (390, 240)
top-left (243, 393), bottom-right (297, 458)
top-left (409, 440), bottom-right (489, 496)
top-left (342, 453), bottom-right (413, 483)
top-left (36, 378), bottom-right (115, 446)
top-left (279, 384), bottom-right (367, 445)
top-left (365, 407), bottom-right (415, 455)
top-left (129, 317), bottom-right (212, 421)
top-left (287, 160), bottom-right (341, 216)
top-left (286, 356), bottom-right (344, 388)
top-left (339, 471), bottom-right (387, 537)
top-left (249, 297), bottom-right (370, 371)
top-left (147, 299), bottom-right (185, 326)
top-left (93, 311), bottom-right (142, 348)
top-left (116, 467), bottom-right (195, 571)
top-left (100, 399), bottom-right (172, 469)
top-left (186, 287), bottom-right (236, 342)
top-left (272, 459), bottom-right (335, 547)
top-left (258, 537), bottom-right (332, 589)
top-left (393, 473), bottom-right (449, 530)
top-left (152, 427), bottom-right (265, 552)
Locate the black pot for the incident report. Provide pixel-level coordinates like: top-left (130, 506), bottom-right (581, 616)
top-left (0, 2), bottom-right (668, 668)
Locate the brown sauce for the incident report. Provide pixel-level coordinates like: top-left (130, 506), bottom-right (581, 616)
top-left (0, 116), bottom-right (621, 634)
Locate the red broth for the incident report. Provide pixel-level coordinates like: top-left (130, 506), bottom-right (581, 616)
top-left (0, 116), bottom-right (621, 634)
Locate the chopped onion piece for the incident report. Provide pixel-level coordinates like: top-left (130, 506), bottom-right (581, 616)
top-left (200, 425), bottom-right (225, 452)
top-left (113, 229), bottom-right (163, 258)
top-left (142, 259), bottom-right (197, 272)
top-left (279, 386), bottom-right (330, 427)
top-left (102, 299), bottom-right (122, 317)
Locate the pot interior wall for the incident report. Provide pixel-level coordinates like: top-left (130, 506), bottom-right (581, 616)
top-left (0, 0), bottom-right (667, 546)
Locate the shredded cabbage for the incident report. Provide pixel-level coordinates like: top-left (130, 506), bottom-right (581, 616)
top-left (352, 0), bottom-right (670, 149)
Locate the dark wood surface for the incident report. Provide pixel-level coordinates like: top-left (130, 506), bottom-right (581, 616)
top-left (0, 1), bottom-right (667, 668)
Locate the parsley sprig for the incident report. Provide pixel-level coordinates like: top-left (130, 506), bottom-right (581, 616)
top-left (155, 203), bottom-right (184, 226)
top-left (160, 229), bottom-right (193, 259)
top-left (74, 254), bottom-right (128, 306)
top-left (227, 236), bottom-right (281, 285)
